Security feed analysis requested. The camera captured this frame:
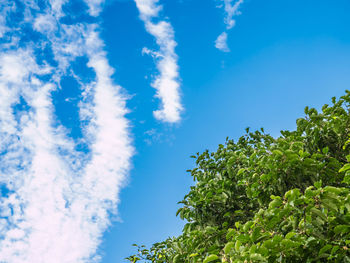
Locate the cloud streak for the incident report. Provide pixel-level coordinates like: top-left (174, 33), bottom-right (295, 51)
top-left (135, 0), bottom-right (183, 123)
top-left (215, 0), bottom-right (244, 52)
top-left (0, 1), bottom-right (132, 262)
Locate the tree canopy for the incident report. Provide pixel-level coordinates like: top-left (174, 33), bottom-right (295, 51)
top-left (126, 91), bottom-right (350, 263)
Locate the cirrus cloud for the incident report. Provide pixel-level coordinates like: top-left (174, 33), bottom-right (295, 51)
top-left (215, 0), bottom-right (244, 52)
top-left (135, 0), bottom-right (183, 123)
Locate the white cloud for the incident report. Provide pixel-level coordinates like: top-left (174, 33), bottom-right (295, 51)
top-left (49, 0), bottom-right (68, 18)
top-left (215, 32), bottom-right (230, 52)
top-left (83, 0), bottom-right (105, 17)
top-left (0, 2), bottom-right (16, 38)
top-left (135, 0), bottom-right (183, 123)
top-left (223, 0), bottom-right (244, 30)
top-left (215, 0), bottom-right (244, 52)
top-left (135, 0), bottom-right (161, 19)
top-left (0, 1), bottom-right (132, 262)
top-left (33, 14), bottom-right (58, 34)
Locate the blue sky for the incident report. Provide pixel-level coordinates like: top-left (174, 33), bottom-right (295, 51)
top-left (0, 0), bottom-right (350, 262)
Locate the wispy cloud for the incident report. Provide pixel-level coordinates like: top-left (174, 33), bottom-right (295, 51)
top-left (135, 0), bottom-right (183, 123)
top-left (215, 0), bottom-right (244, 52)
top-left (0, 1), bottom-right (132, 262)
top-left (83, 0), bottom-right (105, 17)
top-left (0, 2), bottom-right (15, 38)
top-left (215, 32), bottom-right (230, 52)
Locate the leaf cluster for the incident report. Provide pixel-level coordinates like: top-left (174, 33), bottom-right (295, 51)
top-left (126, 91), bottom-right (350, 262)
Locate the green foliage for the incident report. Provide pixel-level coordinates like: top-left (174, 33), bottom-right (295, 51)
top-left (223, 184), bottom-right (350, 262)
top-left (126, 91), bottom-right (350, 262)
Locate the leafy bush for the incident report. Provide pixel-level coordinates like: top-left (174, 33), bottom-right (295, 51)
top-left (126, 91), bottom-right (350, 263)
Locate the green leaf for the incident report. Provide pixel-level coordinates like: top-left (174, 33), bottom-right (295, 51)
top-left (235, 222), bottom-right (240, 229)
top-left (226, 228), bottom-right (235, 240)
top-left (272, 150), bottom-right (283, 156)
top-left (334, 225), bottom-right (350, 235)
top-left (223, 242), bottom-right (234, 254)
top-left (250, 253), bottom-right (265, 261)
top-left (324, 186), bottom-right (342, 195)
top-left (310, 207), bottom-right (327, 221)
top-left (235, 240), bottom-right (242, 252)
top-left (269, 199), bottom-right (282, 208)
top-left (173, 254), bottom-right (180, 263)
top-left (281, 239), bottom-right (298, 249)
top-left (314, 181), bottom-right (322, 189)
top-left (175, 208), bottom-right (182, 217)
top-left (331, 245), bottom-right (340, 254)
top-left (237, 234), bottom-right (250, 243)
top-left (339, 163), bottom-right (350, 173)
top-left (343, 173), bottom-right (350, 184)
top-left (322, 147), bottom-right (329, 154)
top-left (319, 244), bottom-right (332, 256)
top-left (322, 198), bottom-right (338, 212)
top-left (260, 173), bottom-right (270, 182)
top-left (237, 168), bottom-right (246, 176)
top-left (203, 254), bottom-right (219, 263)
top-left (285, 231), bottom-right (296, 239)
top-left (243, 221), bottom-right (254, 232)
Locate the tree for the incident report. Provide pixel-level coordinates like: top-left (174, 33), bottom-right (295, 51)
top-left (126, 91), bottom-right (350, 263)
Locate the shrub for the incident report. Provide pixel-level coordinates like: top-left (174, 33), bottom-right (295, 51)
top-left (126, 91), bottom-right (350, 263)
